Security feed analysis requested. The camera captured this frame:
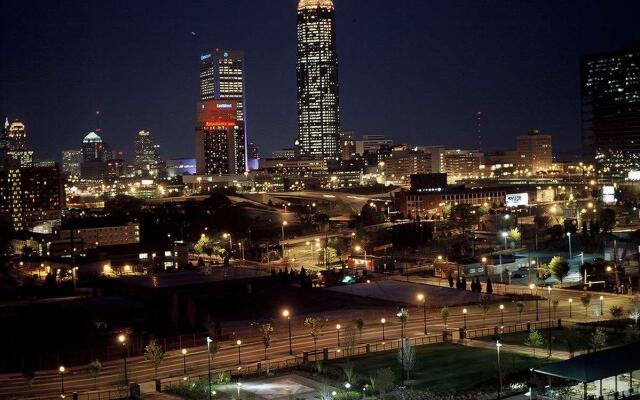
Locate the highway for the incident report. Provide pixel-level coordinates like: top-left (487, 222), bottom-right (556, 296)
top-left (0, 286), bottom-right (634, 399)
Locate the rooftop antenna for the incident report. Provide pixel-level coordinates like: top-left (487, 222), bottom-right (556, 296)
top-left (476, 111), bottom-right (482, 150)
top-left (95, 110), bottom-right (101, 133)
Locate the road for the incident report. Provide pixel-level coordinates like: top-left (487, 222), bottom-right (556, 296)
top-left (0, 285), bottom-right (633, 399)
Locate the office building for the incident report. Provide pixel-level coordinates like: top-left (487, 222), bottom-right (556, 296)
top-left (61, 150), bottom-right (82, 178)
top-left (58, 222), bottom-right (140, 249)
top-left (247, 142), bottom-right (259, 171)
top-left (272, 148), bottom-right (297, 159)
top-left (515, 130), bottom-right (553, 173)
top-left (199, 49), bottom-right (247, 172)
top-left (195, 100), bottom-right (245, 175)
top-left (355, 134), bottom-right (393, 156)
top-left (134, 130), bottom-right (162, 176)
top-left (296, 0), bottom-right (340, 159)
top-left (0, 160), bottom-right (62, 231)
top-left (443, 149), bottom-right (483, 182)
top-left (340, 131), bottom-right (356, 160)
top-left (4, 119), bottom-right (33, 167)
top-left (581, 43), bottom-right (640, 171)
top-left (385, 150), bottom-right (433, 183)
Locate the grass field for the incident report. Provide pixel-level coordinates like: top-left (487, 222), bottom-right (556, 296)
top-left (328, 342), bottom-right (552, 393)
top-left (478, 326), bottom-right (628, 353)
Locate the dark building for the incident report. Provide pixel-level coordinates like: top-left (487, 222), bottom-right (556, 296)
top-left (0, 160), bottom-right (62, 231)
top-left (296, 0), bottom-right (340, 160)
top-left (199, 50), bottom-right (247, 173)
top-left (582, 43), bottom-right (640, 172)
top-left (247, 142), bottom-right (259, 171)
top-left (410, 173), bottom-right (448, 192)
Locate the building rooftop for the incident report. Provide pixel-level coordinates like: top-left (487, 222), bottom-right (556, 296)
top-left (298, 0), bottom-right (334, 11)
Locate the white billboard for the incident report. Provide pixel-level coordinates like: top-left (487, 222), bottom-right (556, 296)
top-left (602, 185), bottom-right (616, 204)
top-left (506, 193), bottom-right (529, 207)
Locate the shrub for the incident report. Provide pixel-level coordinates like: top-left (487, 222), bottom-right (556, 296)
top-left (334, 390), bottom-right (361, 400)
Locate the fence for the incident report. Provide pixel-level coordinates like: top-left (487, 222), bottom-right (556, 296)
top-left (20, 387), bottom-right (129, 400)
top-left (465, 319), bottom-right (559, 340)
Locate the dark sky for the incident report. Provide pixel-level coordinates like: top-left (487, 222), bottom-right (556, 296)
top-left (1, 0), bottom-right (639, 162)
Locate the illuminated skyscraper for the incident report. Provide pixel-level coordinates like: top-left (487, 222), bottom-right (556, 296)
top-left (582, 43), bottom-right (640, 171)
top-left (134, 130), bottom-right (161, 176)
top-left (296, 0), bottom-right (340, 160)
top-left (195, 100), bottom-right (243, 175)
top-left (199, 50), bottom-right (246, 172)
top-left (4, 119), bottom-right (33, 167)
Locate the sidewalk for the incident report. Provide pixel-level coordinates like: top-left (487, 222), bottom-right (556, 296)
top-left (461, 339), bottom-right (571, 360)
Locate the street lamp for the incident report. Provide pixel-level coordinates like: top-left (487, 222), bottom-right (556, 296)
top-left (336, 324), bottom-right (341, 346)
top-left (568, 298), bottom-right (573, 318)
top-left (354, 245), bottom-right (367, 268)
top-left (599, 295), bottom-right (604, 319)
top-left (547, 286), bottom-right (552, 357)
top-left (236, 340), bottom-right (242, 364)
top-left (501, 231), bottom-right (508, 250)
top-left (281, 221), bottom-right (288, 256)
top-left (529, 283), bottom-right (539, 321)
top-left (499, 304), bottom-right (505, 326)
top-left (118, 333), bottom-right (128, 384)
top-left (496, 341), bottom-right (503, 398)
top-left (417, 293), bottom-right (428, 334)
top-left (206, 337), bottom-right (213, 400)
top-left (181, 348), bottom-right (188, 375)
top-left (283, 309), bottom-right (293, 355)
top-left (380, 318), bottom-right (386, 341)
top-left (462, 308), bottom-right (468, 330)
top-left (566, 232), bottom-right (572, 258)
top-left (59, 365), bottom-right (65, 395)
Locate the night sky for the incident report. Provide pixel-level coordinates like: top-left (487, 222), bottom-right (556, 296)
top-left (1, 0), bottom-right (639, 162)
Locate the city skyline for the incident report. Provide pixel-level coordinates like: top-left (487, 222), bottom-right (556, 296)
top-left (1, 1), bottom-right (640, 162)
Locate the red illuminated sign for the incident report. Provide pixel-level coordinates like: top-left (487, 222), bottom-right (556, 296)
top-left (204, 121), bottom-right (236, 127)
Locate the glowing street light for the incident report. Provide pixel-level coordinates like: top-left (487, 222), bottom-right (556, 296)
top-left (118, 333), bottom-right (128, 384)
top-left (281, 221), bottom-right (288, 255)
top-left (336, 324), bottom-right (341, 346)
top-left (206, 337), bottom-right (213, 400)
top-left (236, 340), bottom-right (242, 364)
top-left (181, 348), bottom-right (188, 375)
top-left (499, 304), bottom-right (505, 325)
top-left (417, 293), bottom-right (428, 334)
top-left (501, 231), bottom-right (508, 250)
top-left (283, 309), bottom-right (293, 355)
top-left (59, 366), bottom-right (65, 394)
top-left (568, 298), bottom-right (573, 318)
top-left (529, 283), bottom-right (539, 321)
top-left (380, 318), bottom-right (386, 340)
top-left (496, 341), bottom-right (503, 397)
top-left (462, 308), bottom-right (468, 330)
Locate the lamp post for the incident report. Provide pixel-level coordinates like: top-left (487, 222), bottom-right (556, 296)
top-left (118, 333), bottom-right (128, 384)
top-left (236, 340), bottom-right (242, 364)
top-left (59, 366), bottom-right (65, 395)
top-left (206, 337), bottom-right (213, 400)
top-left (529, 283), bottom-right (539, 321)
top-left (380, 318), bottom-right (386, 341)
top-left (417, 293), bottom-right (427, 334)
top-left (181, 348), bottom-right (187, 375)
top-left (281, 221), bottom-right (288, 256)
top-left (283, 309), bottom-right (292, 355)
top-left (462, 308), bottom-right (468, 330)
top-left (336, 324), bottom-right (341, 346)
top-left (567, 232), bottom-right (572, 258)
top-left (547, 286), bottom-right (552, 357)
top-left (355, 245), bottom-right (367, 269)
top-left (222, 233), bottom-right (233, 251)
top-left (501, 231), bottom-right (508, 250)
top-left (499, 304), bottom-right (505, 326)
top-left (599, 295), bottom-right (604, 319)
top-left (568, 298), bottom-right (573, 318)
top-left (496, 341), bottom-right (503, 399)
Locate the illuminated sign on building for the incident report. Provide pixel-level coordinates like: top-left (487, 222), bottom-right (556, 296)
top-left (200, 54), bottom-right (212, 61)
top-left (505, 193), bottom-right (529, 207)
top-left (602, 185), bottom-right (616, 204)
top-left (216, 103), bottom-right (233, 109)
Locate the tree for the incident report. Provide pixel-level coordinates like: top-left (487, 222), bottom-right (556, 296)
top-left (355, 319), bottom-right (364, 338)
top-left (397, 339), bottom-right (415, 379)
top-left (375, 367), bottom-right (394, 395)
top-left (548, 256), bottom-right (570, 285)
top-left (486, 278), bottom-right (494, 294)
top-left (478, 295), bottom-right (491, 322)
top-left (88, 360), bottom-right (102, 389)
top-left (590, 328), bottom-right (607, 352)
top-left (629, 296), bottom-right (640, 325)
top-left (207, 338), bottom-right (219, 366)
top-left (144, 339), bottom-right (166, 380)
top-left (259, 323), bottom-right (274, 360)
top-left (609, 305), bottom-right (624, 319)
top-left (564, 328), bottom-right (579, 358)
top-left (580, 293), bottom-right (592, 317)
top-left (304, 317), bottom-right (325, 355)
top-left (524, 329), bottom-right (544, 357)
top-left (598, 208), bottom-right (616, 233)
top-left (508, 228), bottom-right (521, 244)
top-left (343, 326), bottom-right (357, 356)
top-left (624, 325), bottom-right (640, 344)
top-left (552, 299), bottom-right (559, 319)
top-left (516, 301), bottom-right (525, 322)
top-left (440, 306), bottom-right (450, 328)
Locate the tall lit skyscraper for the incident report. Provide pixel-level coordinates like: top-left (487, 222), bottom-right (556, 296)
top-left (195, 100), bottom-right (243, 175)
top-left (296, 0), bottom-right (340, 160)
top-left (582, 43), bottom-right (640, 171)
top-left (134, 130), bottom-right (161, 176)
top-left (4, 119), bottom-right (33, 167)
top-left (61, 150), bottom-right (82, 178)
top-left (199, 49), bottom-right (247, 172)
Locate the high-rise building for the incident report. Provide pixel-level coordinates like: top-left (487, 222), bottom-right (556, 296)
top-left (199, 50), bottom-right (247, 172)
top-left (61, 150), bottom-right (82, 178)
top-left (0, 160), bottom-right (62, 231)
top-left (82, 132), bottom-right (105, 162)
top-left (515, 130), bottom-right (553, 173)
top-left (81, 131), bottom-right (108, 180)
top-left (195, 100), bottom-right (244, 175)
top-left (339, 131), bottom-right (356, 160)
top-left (443, 149), bottom-right (483, 182)
top-left (296, 0), bottom-right (340, 159)
top-left (581, 43), bottom-right (640, 171)
top-left (4, 119), bottom-right (33, 167)
top-left (134, 130), bottom-right (162, 176)
top-left (247, 142), bottom-right (259, 171)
